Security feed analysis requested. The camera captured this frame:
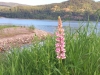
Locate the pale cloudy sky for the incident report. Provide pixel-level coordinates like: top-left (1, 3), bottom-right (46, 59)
top-left (0, 0), bottom-right (99, 6)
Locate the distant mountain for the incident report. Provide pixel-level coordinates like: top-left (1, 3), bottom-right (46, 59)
top-left (0, 0), bottom-right (100, 21)
top-left (0, 2), bottom-right (28, 7)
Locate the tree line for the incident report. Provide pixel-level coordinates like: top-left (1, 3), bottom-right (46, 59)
top-left (0, 0), bottom-right (100, 21)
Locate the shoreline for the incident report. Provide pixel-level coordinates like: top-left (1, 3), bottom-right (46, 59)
top-left (0, 27), bottom-right (52, 52)
top-left (0, 17), bottom-right (100, 22)
top-left (0, 17), bottom-right (57, 21)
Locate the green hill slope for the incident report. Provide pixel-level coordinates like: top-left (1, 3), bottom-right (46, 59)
top-left (0, 0), bottom-right (100, 21)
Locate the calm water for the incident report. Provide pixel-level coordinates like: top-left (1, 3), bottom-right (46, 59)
top-left (0, 18), bottom-right (100, 33)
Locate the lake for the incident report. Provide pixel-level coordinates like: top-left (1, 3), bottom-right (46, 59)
top-left (0, 17), bottom-right (100, 33)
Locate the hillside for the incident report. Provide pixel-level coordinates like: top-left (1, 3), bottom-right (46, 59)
top-left (0, 0), bottom-right (100, 21)
top-left (0, 2), bottom-right (27, 7)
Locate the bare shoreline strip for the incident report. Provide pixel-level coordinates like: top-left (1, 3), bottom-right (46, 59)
top-left (0, 27), bottom-right (52, 52)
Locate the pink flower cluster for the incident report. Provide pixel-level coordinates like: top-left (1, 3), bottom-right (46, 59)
top-left (55, 16), bottom-right (66, 59)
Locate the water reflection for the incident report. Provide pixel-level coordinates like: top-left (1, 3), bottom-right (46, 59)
top-left (0, 18), bottom-right (100, 33)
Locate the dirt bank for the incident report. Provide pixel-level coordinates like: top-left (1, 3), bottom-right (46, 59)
top-left (0, 27), bottom-right (52, 52)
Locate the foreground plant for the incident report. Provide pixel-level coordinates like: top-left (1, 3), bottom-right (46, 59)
top-left (55, 16), bottom-right (66, 59)
top-left (0, 18), bottom-right (100, 75)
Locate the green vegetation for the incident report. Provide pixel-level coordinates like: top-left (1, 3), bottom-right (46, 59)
top-left (29, 25), bottom-right (35, 30)
top-left (0, 21), bottom-right (100, 75)
top-left (0, 0), bottom-right (100, 20)
top-left (0, 25), bottom-right (17, 30)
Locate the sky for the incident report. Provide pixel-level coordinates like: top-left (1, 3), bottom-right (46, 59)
top-left (0, 0), bottom-right (99, 6)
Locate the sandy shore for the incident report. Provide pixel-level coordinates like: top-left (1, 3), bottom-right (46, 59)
top-left (0, 27), bottom-right (52, 52)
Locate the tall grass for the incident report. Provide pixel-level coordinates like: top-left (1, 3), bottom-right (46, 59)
top-left (0, 22), bottom-right (100, 75)
top-left (0, 25), bottom-right (18, 30)
top-left (29, 25), bottom-right (35, 30)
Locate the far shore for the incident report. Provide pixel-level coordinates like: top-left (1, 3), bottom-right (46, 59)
top-left (0, 17), bottom-right (100, 22)
top-left (0, 17), bottom-right (57, 21)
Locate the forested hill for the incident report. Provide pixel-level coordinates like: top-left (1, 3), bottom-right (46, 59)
top-left (0, 0), bottom-right (100, 21)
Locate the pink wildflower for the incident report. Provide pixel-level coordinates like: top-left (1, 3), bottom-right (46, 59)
top-left (55, 16), bottom-right (66, 59)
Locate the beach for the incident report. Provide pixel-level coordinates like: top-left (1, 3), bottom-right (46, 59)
top-left (0, 27), bottom-right (51, 52)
